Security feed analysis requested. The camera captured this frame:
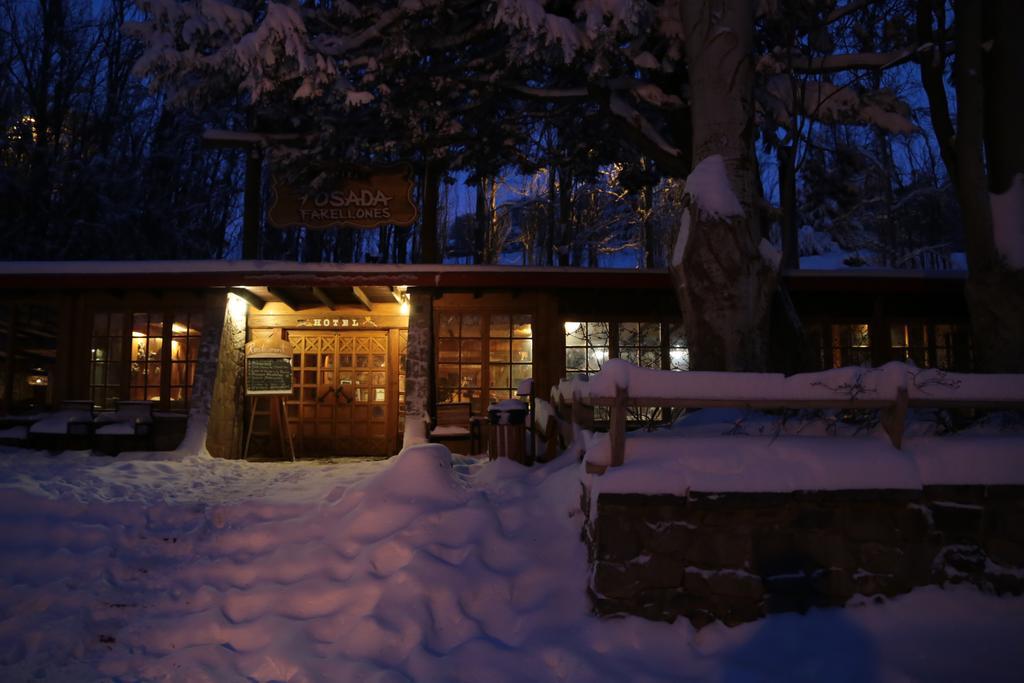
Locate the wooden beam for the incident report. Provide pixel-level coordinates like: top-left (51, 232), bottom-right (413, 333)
top-left (311, 286), bottom-right (336, 310)
top-left (389, 286), bottom-right (404, 304)
top-left (352, 286), bottom-right (373, 311)
top-left (267, 287), bottom-right (301, 311)
top-left (227, 287), bottom-right (266, 310)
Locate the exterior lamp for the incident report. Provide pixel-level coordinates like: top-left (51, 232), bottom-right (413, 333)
top-left (400, 293), bottom-right (410, 316)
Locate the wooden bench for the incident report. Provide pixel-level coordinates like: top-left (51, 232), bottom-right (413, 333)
top-left (427, 402), bottom-right (482, 454)
top-left (93, 400), bottom-right (155, 455)
top-left (26, 400), bottom-right (96, 451)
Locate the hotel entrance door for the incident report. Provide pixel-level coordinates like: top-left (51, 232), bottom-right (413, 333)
top-left (288, 331), bottom-right (392, 456)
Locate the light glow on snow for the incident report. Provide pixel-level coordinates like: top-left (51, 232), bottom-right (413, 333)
top-left (0, 444), bottom-right (1023, 680)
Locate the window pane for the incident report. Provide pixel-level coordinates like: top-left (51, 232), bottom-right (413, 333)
top-left (566, 348), bottom-right (587, 371)
top-left (438, 338), bottom-right (459, 362)
top-left (670, 347), bottom-right (690, 371)
top-left (640, 323), bottom-right (661, 346)
top-left (512, 315), bottom-right (532, 338)
top-left (511, 339), bottom-right (532, 363)
top-left (461, 314), bottom-right (482, 337)
top-left (491, 314), bottom-right (511, 338)
top-left (489, 365), bottom-right (510, 388)
top-left (461, 339), bottom-right (482, 361)
top-left (109, 313), bottom-right (124, 337)
top-left (619, 322), bottom-right (639, 346)
top-left (640, 349), bottom-right (661, 369)
top-left (92, 313), bottom-right (108, 336)
top-left (438, 313), bottom-right (460, 337)
top-left (107, 362), bottom-right (121, 386)
top-left (489, 339), bottom-right (510, 362)
top-left (109, 336), bottom-right (123, 362)
top-left (908, 325), bottom-right (927, 347)
top-left (565, 322), bottom-right (586, 347)
top-left (461, 365), bottom-right (481, 387)
top-left (669, 323), bottom-right (687, 349)
top-left (511, 364), bottom-right (532, 383)
top-left (890, 324), bottom-right (907, 348)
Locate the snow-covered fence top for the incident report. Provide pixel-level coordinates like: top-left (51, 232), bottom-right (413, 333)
top-left (556, 359), bottom-right (1024, 406)
top-left (553, 359), bottom-right (1024, 472)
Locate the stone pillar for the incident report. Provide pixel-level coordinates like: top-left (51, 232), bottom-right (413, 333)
top-left (204, 291), bottom-right (248, 459)
top-left (402, 289), bottom-right (433, 448)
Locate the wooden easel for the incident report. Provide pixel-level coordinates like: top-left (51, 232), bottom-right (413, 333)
top-left (242, 329), bottom-right (296, 461)
top-left (242, 394), bottom-right (296, 462)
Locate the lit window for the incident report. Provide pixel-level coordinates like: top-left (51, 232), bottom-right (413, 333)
top-left (169, 313), bottom-right (203, 406)
top-left (618, 322), bottom-right (662, 369)
top-left (564, 321), bottom-right (609, 377)
top-left (436, 312), bottom-right (533, 414)
top-left (669, 323), bottom-right (689, 371)
top-left (90, 311), bottom-right (203, 409)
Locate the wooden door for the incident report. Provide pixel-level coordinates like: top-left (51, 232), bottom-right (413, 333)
top-left (288, 331), bottom-right (391, 456)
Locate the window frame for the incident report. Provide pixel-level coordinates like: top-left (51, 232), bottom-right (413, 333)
top-left (434, 310), bottom-right (534, 415)
top-left (88, 307), bottom-right (204, 410)
top-left (562, 318), bottom-right (684, 378)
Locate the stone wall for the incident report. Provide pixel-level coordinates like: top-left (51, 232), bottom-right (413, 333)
top-left (204, 292), bottom-right (247, 459)
top-left (584, 485), bottom-right (1024, 627)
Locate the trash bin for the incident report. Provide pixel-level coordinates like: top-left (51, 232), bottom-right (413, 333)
top-left (487, 399), bottom-right (529, 464)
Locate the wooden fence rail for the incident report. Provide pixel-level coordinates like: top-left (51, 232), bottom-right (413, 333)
top-left (553, 384), bottom-right (1024, 475)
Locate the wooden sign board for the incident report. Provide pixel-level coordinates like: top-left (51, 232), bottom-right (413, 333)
top-left (247, 313), bottom-right (408, 330)
top-left (268, 163), bottom-right (418, 229)
top-left (245, 357), bottom-right (293, 396)
top-left (245, 330), bottom-right (294, 396)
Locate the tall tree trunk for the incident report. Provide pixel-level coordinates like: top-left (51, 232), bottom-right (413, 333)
top-left (420, 159), bottom-right (441, 263)
top-left (557, 167), bottom-right (573, 267)
top-left (920, 0), bottom-right (1024, 370)
top-left (778, 143), bottom-right (798, 269)
top-left (674, 0), bottom-right (777, 371)
top-left (967, 0), bottom-right (1024, 371)
top-left (546, 167), bottom-right (557, 265)
top-left (473, 177), bottom-right (487, 264)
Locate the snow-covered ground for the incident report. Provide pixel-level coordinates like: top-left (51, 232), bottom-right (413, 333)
top-left (1, 445), bottom-right (1023, 682)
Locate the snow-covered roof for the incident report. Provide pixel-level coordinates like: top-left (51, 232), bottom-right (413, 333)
top-left (0, 260), bottom-right (674, 290)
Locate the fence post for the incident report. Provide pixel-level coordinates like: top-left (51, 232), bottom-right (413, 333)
top-left (572, 392), bottom-right (594, 431)
top-left (881, 386), bottom-right (909, 449)
top-left (609, 384), bottom-right (628, 468)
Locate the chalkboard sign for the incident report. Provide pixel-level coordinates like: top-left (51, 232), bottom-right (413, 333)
top-left (246, 357), bottom-right (293, 395)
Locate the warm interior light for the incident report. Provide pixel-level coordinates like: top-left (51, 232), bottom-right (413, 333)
top-left (592, 348), bottom-right (608, 362)
top-left (399, 294), bottom-right (410, 316)
top-left (227, 290), bottom-right (250, 319)
top-left (172, 323), bottom-right (190, 334)
top-left (564, 321), bottom-right (581, 335)
top-left (131, 331), bottom-right (145, 338)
